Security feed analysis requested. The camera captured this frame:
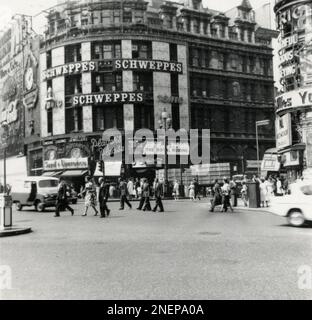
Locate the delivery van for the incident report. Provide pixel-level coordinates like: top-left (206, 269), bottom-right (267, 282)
top-left (11, 177), bottom-right (59, 212)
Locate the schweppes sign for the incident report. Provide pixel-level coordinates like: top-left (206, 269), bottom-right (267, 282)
top-left (42, 59), bottom-right (183, 80)
top-left (42, 61), bottom-right (96, 81)
top-left (72, 92), bottom-right (144, 106)
top-left (114, 59), bottom-right (183, 73)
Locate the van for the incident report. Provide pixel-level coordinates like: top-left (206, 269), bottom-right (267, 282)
top-left (11, 177), bottom-right (59, 212)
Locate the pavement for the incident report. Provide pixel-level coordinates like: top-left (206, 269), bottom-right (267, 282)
top-left (1, 199), bottom-right (312, 300)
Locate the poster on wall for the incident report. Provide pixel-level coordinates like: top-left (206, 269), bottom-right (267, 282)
top-left (306, 130), bottom-right (312, 168)
top-left (276, 113), bottom-right (292, 150)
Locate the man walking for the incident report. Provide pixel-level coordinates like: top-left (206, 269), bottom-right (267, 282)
top-left (137, 178), bottom-right (151, 211)
top-left (194, 179), bottom-right (201, 200)
top-left (153, 179), bottom-right (164, 212)
top-left (55, 178), bottom-right (74, 217)
top-left (98, 177), bottom-right (110, 218)
top-left (119, 178), bottom-right (132, 210)
top-left (210, 179), bottom-right (221, 212)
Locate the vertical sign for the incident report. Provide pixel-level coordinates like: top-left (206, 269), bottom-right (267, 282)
top-left (276, 113), bottom-right (292, 150)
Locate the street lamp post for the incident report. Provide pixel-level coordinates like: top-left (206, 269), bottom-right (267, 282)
top-left (1, 121), bottom-right (9, 194)
top-left (158, 109), bottom-right (171, 197)
top-left (256, 120), bottom-right (270, 177)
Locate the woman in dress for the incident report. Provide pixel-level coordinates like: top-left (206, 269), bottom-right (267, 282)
top-left (259, 178), bottom-right (268, 208)
top-left (173, 180), bottom-right (180, 200)
top-left (188, 182), bottom-right (195, 201)
top-left (80, 176), bottom-right (99, 216)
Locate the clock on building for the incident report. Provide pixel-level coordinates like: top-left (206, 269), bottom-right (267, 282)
top-left (25, 67), bottom-right (34, 91)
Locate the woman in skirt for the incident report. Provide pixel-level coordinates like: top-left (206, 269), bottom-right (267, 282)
top-left (80, 176), bottom-right (99, 216)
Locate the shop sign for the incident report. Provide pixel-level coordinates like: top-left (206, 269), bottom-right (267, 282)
top-left (278, 34), bottom-right (298, 51)
top-left (283, 151), bottom-right (300, 167)
top-left (276, 113), bottom-right (292, 150)
top-left (276, 3), bottom-right (312, 32)
top-left (261, 154), bottom-right (280, 172)
top-left (276, 88), bottom-right (312, 114)
top-left (1, 100), bottom-right (18, 124)
top-left (279, 64), bottom-right (298, 78)
top-left (138, 141), bottom-right (189, 156)
top-left (246, 160), bottom-right (262, 169)
top-left (23, 89), bottom-right (38, 109)
top-left (307, 130), bottom-right (312, 168)
top-left (157, 95), bottom-right (183, 104)
top-left (42, 61), bottom-right (96, 81)
top-left (114, 59), bottom-right (183, 74)
top-left (72, 92), bottom-right (144, 106)
top-left (43, 157), bottom-right (88, 171)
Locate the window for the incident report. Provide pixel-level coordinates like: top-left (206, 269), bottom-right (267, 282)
top-left (191, 48), bottom-right (199, 67)
top-left (133, 72), bottom-right (153, 92)
top-left (113, 10), bottom-right (120, 24)
top-left (65, 104), bottom-right (83, 133)
top-left (247, 30), bottom-right (253, 43)
top-left (101, 10), bottom-right (111, 25)
top-left (47, 108), bottom-right (53, 135)
top-left (164, 16), bottom-right (173, 29)
top-left (46, 50), bottom-right (52, 69)
top-left (92, 41), bottom-right (121, 60)
top-left (103, 45), bottom-right (112, 59)
top-left (134, 10), bottom-right (144, 23)
top-left (93, 105), bottom-right (124, 131)
top-left (171, 103), bottom-right (180, 131)
top-left (220, 25), bottom-right (226, 38)
top-left (123, 7), bottom-right (132, 23)
top-left (193, 19), bottom-right (200, 33)
top-left (39, 180), bottom-right (59, 188)
top-left (132, 41), bottom-right (152, 59)
top-left (65, 44), bottom-right (81, 63)
top-left (170, 43), bottom-right (178, 61)
top-left (240, 28), bottom-right (245, 41)
top-left (134, 104), bottom-right (154, 130)
top-left (171, 73), bottom-right (179, 96)
top-left (92, 72), bottom-right (122, 92)
top-left (65, 75), bottom-right (82, 95)
top-left (249, 56), bottom-right (255, 73)
top-left (191, 106), bottom-right (210, 129)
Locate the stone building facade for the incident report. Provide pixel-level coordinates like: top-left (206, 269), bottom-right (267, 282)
top-left (37, 0), bottom-right (277, 180)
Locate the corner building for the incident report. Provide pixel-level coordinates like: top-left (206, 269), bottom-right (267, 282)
top-left (40, 0), bottom-right (277, 180)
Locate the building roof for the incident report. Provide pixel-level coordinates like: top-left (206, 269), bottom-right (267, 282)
top-left (238, 0), bottom-right (253, 11)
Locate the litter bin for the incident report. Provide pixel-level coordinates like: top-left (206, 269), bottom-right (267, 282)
top-left (0, 194), bottom-right (12, 230)
top-left (247, 182), bottom-right (260, 208)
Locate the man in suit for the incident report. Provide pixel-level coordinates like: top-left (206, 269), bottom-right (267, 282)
top-left (54, 178), bottom-right (74, 217)
top-left (153, 178), bottom-right (164, 212)
top-left (137, 178), bottom-right (151, 211)
top-left (98, 177), bottom-right (110, 218)
top-left (119, 178), bottom-right (132, 210)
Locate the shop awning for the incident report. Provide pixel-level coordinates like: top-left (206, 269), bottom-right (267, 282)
top-left (60, 170), bottom-right (88, 177)
top-left (42, 171), bottom-right (63, 177)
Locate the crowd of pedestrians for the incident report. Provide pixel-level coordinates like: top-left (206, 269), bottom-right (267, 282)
top-left (54, 176), bottom-right (166, 217)
top-left (53, 173), bottom-right (292, 217)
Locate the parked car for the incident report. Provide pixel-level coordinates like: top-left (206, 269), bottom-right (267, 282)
top-left (11, 176), bottom-right (59, 212)
top-left (269, 180), bottom-right (312, 227)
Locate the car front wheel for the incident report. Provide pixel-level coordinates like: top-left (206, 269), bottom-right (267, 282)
top-left (35, 202), bottom-right (45, 212)
top-left (287, 210), bottom-right (305, 227)
top-left (15, 202), bottom-right (23, 211)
